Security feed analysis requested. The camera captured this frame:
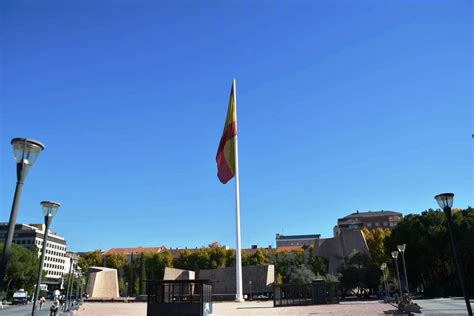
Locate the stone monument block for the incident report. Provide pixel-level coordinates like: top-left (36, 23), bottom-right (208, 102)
top-left (86, 266), bottom-right (119, 298)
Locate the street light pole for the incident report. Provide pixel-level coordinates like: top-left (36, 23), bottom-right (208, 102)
top-left (391, 251), bottom-right (402, 302)
top-left (435, 193), bottom-right (472, 316)
top-left (249, 281), bottom-right (252, 301)
top-left (75, 267), bottom-right (82, 308)
top-left (380, 263), bottom-right (388, 299)
top-left (397, 244), bottom-right (409, 296)
top-left (66, 258), bottom-right (76, 311)
top-left (32, 201), bottom-right (60, 316)
top-left (0, 138), bottom-right (44, 298)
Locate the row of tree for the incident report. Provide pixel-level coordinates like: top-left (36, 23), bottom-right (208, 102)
top-left (384, 208), bottom-right (473, 297)
top-left (337, 208), bottom-right (474, 298)
top-left (78, 207), bottom-right (473, 298)
top-left (78, 244), bottom-right (333, 295)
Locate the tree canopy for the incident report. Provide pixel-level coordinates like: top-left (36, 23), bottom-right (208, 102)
top-left (0, 243), bottom-right (40, 297)
top-left (384, 208), bottom-right (474, 297)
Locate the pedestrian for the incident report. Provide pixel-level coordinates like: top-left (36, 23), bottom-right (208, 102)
top-left (50, 297), bottom-right (59, 316)
top-left (58, 295), bottom-right (64, 310)
top-left (39, 296), bottom-right (45, 310)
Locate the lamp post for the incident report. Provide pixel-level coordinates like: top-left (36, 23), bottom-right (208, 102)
top-left (397, 244), bottom-right (409, 296)
top-left (391, 251), bottom-right (402, 301)
top-left (74, 267), bottom-right (82, 308)
top-left (66, 257), bottom-right (76, 311)
top-left (0, 138), bottom-right (44, 297)
top-left (435, 193), bottom-right (473, 316)
top-left (32, 201), bottom-right (60, 316)
top-left (249, 280), bottom-right (252, 301)
top-left (380, 263), bottom-right (388, 299)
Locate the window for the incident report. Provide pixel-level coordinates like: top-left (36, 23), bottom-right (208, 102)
top-left (367, 223), bottom-right (372, 227)
top-left (383, 222), bottom-right (388, 226)
top-left (375, 222), bottom-right (380, 227)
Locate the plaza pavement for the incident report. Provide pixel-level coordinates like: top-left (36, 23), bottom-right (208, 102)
top-left (68, 297), bottom-right (474, 315)
top-left (414, 297), bottom-right (473, 315)
top-left (74, 300), bottom-right (393, 315)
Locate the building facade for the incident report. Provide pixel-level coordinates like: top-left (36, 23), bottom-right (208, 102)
top-left (275, 234), bottom-right (320, 247)
top-left (334, 210), bottom-right (403, 235)
top-left (0, 223), bottom-right (67, 285)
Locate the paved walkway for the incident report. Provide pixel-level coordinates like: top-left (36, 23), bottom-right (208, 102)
top-left (74, 300), bottom-right (391, 315)
top-left (70, 297), bottom-right (474, 315)
top-left (414, 297), bottom-right (474, 315)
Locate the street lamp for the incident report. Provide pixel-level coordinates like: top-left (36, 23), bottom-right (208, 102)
top-left (380, 263), bottom-right (388, 299)
top-left (75, 267), bottom-right (82, 307)
top-left (32, 201), bottom-right (61, 316)
top-left (65, 256), bottom-right (77, 311)
top-left (435, 193), bottom-right (473, 316)
top-left (397, 244), bottom-right (409, 296)
top-left (391, 250), bottom-right (402, 302)
top-left (249, 280), bottom-right (252, 301)
top-left (0, 138), bottom-right (45, 297)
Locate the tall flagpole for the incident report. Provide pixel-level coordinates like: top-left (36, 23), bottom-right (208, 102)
top-left (233, 78), bottom-right (244, 302)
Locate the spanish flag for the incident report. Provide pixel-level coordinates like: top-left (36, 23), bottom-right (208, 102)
top-left (216, 81), bottom-right (237, 184)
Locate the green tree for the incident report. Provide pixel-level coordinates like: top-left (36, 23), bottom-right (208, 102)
top-left (308, 245), bottom-right (328, 275)
top-left (338, 251), bottom-right (381, 298)
top-left (139, 253), bottom-right (146, 295)
top-left (288, 265), bottom-right (316, 285)
top-left (208, 246), bottom-right (227, 269)
top-left (174, 250), bottom-right (194, 271)
top-left (384, 208), bottom-right (474, 297)
top-left (0, 243), bottom-right (40, 297)
top-left (145, 251), bottom-right (173, 280)
top-left (247, 249), bottom-right (269, 266)
top-left (78, 250), bottom-right (103, 272)
top-left (362, 227), bottom-right (391, 267)
top-left (104, 253), bottom-right (127, 270)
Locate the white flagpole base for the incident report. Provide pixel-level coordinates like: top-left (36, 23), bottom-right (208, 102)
top-left (235, 297), bottom-right (245, 302)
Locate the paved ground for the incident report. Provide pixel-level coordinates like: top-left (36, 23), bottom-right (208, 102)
top-left (414, 297), bottom-right (473, 315)
top-left (0, 300), bottom-right (76, 315)
top-left (74, 300), bottom-right (391, 315)
top-left (60, 297), bottom-right (474, 315)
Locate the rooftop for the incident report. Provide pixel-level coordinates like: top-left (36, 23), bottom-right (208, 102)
top-left (102, 246), bottom-right (166, 256)
top-left (276, 234), bottom-right (320, 240)
top-left (341, 210), bottom-right (402, 219)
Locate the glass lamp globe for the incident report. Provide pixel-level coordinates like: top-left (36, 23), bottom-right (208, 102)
top-left (397, 244), bottom-right (406, 253)
top-left (434, 193), bottom-right (454, 209)
top-left (41, 201), bottom-right (61, 217)
top-left (11, 138), bottom-right (45, 166)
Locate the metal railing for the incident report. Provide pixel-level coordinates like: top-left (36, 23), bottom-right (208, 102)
top-left (146, 280), bottom-right (212, 316)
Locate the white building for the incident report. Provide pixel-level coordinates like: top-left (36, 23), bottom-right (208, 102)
top-left (0, 223), bottom-right (67, 286)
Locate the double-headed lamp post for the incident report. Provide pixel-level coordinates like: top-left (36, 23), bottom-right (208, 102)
top-left (435, 193), bottom-right (472, 316)
top-left (32, 201), bottom-right (61, 316)
top-left (397, 244), bottom-right (409, 296)
top-left (0, 138), bottom-right (45, 298)
top-left (391, 251), bottom-right (402, 300)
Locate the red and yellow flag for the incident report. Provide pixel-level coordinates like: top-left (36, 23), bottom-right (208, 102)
top-left (216, 82), bottom-right (237, 184)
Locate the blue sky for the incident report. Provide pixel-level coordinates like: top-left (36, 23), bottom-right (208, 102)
top-left (1, 1), bottom-right (472, 252)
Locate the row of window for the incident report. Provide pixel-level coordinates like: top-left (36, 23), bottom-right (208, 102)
top-left (44, 262), bottom-right (63, 270)
top-left (366, 222), bottom-right (397, 228)
top-left (46, 270), bottom-right (63, 277)
top-left (12, 239), bottom-right (66, 252)
top-left (42, 256), bottom-right (65, 264)
top-left (43, 249), bottom-right (65, 257)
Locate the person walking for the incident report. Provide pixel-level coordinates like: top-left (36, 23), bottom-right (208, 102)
top-left (39, 296), bottom-right (45, 310)
top-left (50, 297), bottom-right (59, 316)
